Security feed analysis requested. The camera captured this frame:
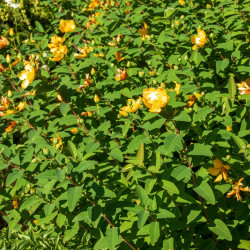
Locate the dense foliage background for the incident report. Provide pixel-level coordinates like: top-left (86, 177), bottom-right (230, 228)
top-left (0, 0), bottom-right (250, 249)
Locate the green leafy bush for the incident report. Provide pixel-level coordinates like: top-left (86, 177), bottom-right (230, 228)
top-left (0, 0), bottom-right (250, 249)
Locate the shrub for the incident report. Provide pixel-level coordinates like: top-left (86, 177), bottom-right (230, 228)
top-left (0, 0), bottom-right (250, 249)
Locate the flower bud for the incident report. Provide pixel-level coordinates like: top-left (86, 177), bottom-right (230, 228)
top-left (209, 33), bottom-right (214, 38)
top-left (127, 61), bottom-right (130, 67)
top-left (184, 55), bottom-right (189, 60)
top-left (111, 63), bottom-right (114, 68)
top-left (43, 148), bottom-right (49, 155)
top-left (57, 95), bottom-right (63, 101)
top-left (32, 158), bottom-right (37, 163)
top-left (6, 54), bottom-right (11, 64)
top-left (153, 80), bottom-right (157, 85)
top-left (226, 126), bottom-right (232, 131)
top-left (94, 94), bottom-right (99, 103)
top-left (138, 71), bottom-right (144, 77)
top-left (171, 23), bottom-right (175, 28)
top-left (247, 144), bottom-right (250, 149)
top-left (147, 60), bottom-right (151, 66)
top-left (160, 83), bottom-right (165, 88)
top-left (88, 111), bottom-right (93, 117)
top-left (7, 90), bottom-right (13, 97)
top-left (79, 118), bottom-right (84, 124)
top-left (9, 28), bottom-right (14, 36)
top-left (178, 57), bottom-right (182, 62)
top-left (71, 128), bottom-right (78, 134)
top-left (174, 65), bottom-right (179, 70)
top-left (180, 15), bottom-right (185, 19)
top-left (226, 155), bottom-right (231, 160)
top-left (91, 40), bottom-right (95, 45)
top-left (91, 67), bottom-right (95, 75)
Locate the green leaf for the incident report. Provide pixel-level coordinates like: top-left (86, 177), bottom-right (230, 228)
top-left (105, 228), bottom-right (120, 250)
top-left (228, 75), bottom-right (236, 97)
top-left (109, 148), bottom-right (123, 162)
top-left (59, 102), bottom-right (70, 116)
top-left (136, 143), bottom-right (144, 165)
top-left (35, 21), bottom-right (45, 32)
top-left (173, 111), bottom-right (191, 122)
top-left (188, 143), bottom-right (213, 157)
top-left (162, 180), bottom-right (179, 195)
top-left (171, 166), bottom-right (191, 181)
top-left (6, 169), bottom-right (23, 187)
top-left (127, 134), bottom-right (150, 153)
top-left (68, 141), bottom-right (78, 159)
top-left (163, 133), bottom-right (183, 155)
top-left (193, 181), bottom-right (215, 205)
top-left (63, 223), bottom-right (79, 242)
top-left (136, 185), bottom-right (149, 205)
top-left (138, 210), bottom-right (149, 229)
top-left (208, 219), bottom-right (232, 241)
top-left (67, 186), bottom-right (82, 212)
top-left (56, 213), bottom-right (67, 228)
top-left (238, 240), bottom-right (250, 249)
top-left (216, 59), bottom-right (229, 74)
top-left (73, 161), bottom-right (98, 173)
top-left (157, 209), bottom-right (175, 219)
top-left (149, 222), bottom-right (160, 246)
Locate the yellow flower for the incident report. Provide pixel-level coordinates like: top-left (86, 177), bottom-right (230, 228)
top-left (226, 126), bottom-right (232, 131)
top-left (191, 27), bottom-right (207, 50)
top-left (178, 0), bottom-right (185, 5)
top-left (143, 87), bottom-right (169, 113)
top-left (9, 28), bottom-right (14, 36)
top-left (138, 22), bottom-right (150, 42)
top-left (208, 159), bottom-right (230, 182)
top-left (1, 96), bottom-right (10, 109)
top-left (175, 20), bottom-right (179, 25)
top-left (18, 61), bottom-right (35, 89)
top-left (237, 78), bottom-right (250, 95)
top-left (88, 0), bottom-right (100, 11)
top-left (115, 68), bottom-right (127, 81)
top-left (119, 97), bottom-right (142, 116)
top-left (48, 35), bottom-right (67, 61)
top-left (57, 95), bottom-right (63, 102)
top-left (206, 4), bottom-right (211, 8)
top-left (115, 52), bottom-right (125, 62)
top-left (227, 178), bottom-right (250, 201)
top-left (51, 134), bottom-right (63, 150)
top-left (108, 34), bottom-right (121, 46)
top-left (94, 53), bottom-right (104, 57)
top-left (34, 220), bottom-right (38, 225)
top-left (174, 82), bottom-right (181, 95)
top-left (119, 105), bottom-right (132, 117)
top-left (16, 101), bottom-right (26, 112)
top-left (187, 95), bottom-right (195, 107)
top-left (59, 19), bottom-right (76, 33)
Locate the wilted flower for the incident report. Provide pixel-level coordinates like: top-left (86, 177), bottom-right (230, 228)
top-left (115, 52), bottom-right (125, 62)
top-left (16, 101), bottom-right (26, 112)
top-left (178, 0), bottom-right (185, 5)
top-left (119, 97), bottom-right (142, 117)
top-left (74, 44), bottom-right (93, 59)
top-left (143, 87), bottom-right (169, 113)
top-left (191, 27), bottom-right (207, 50)
top-left (18, 61), bottom-right (35, 89)
top-left (108, 34), bottom-right (121, 46)
top-left (115, 68), bottom-right (127, 81)
top-left (237, 78), bottom-right (250, 95)
top-left (0, 96), bottom-right (10, 111)
top-left (0, 63), bottom-right (5, 72)
top-left (227, 178), bottom-right (250, 201)
top-left (6, 121), bottom-right (17, 133)
top-left (84, 74), bottom-right (91, 87)
top-left (12, 195), bottom-right (18, 208)
top-left (174, 82), bottom-right (181, 95)
top-left (138, 22), bottom-right (150, 42)
top-left (59, 19), bottom-right (76, 33)
top-left (208, 159), bottom-right (230, 182)
top-left (187, 95), bottom-right (195, 107)
top-left (51, 134), bottom-right (63, 150)
top-left (86, 12), bottom-right (100, 29)
top-left (0, 36), bottom-right (8, 49)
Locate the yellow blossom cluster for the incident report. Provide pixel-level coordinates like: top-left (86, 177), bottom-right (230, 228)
top-left (119, 97), bottom-right (142, 117)
top-left (48, 35), bottom-right (67, 61)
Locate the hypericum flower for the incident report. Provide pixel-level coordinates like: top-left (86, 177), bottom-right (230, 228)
top-left (226, 126), bottom-right (232, 131)
top-left (191, 27), bottom-right (207, 50)
top-left (51, 134), bottom-right (63, 150)
top-left (138, 22), bottom-right (150, 42)
top-left (208, 159), bottom-right (230, 182)
top-left (115, 68), bottom-right (127, 81)
top-left (0, 36), bottom-right (8, 49)
top-left (143, 87), bottom-right (169, 113)
top-left (115, 52), bottom-right (125, 62)
top-left (10, 3), bottom-right (20, 8)
top-left (74, 44), bottom-right (93, 59)
top-left (88, 0), bottom-right (100, 10)
top-left (237, 78), bottom-right (250, 95)
top-left (84, 74), bottom-right (91, 86)
top-left (6, 121), bottom-right (17, 133)
top-left (34, 220), bottom-right (38, 225)
top-left (86, 12), bottom-right (100, 29)
top-left (187, 95), bottom-right (195, 107)
top-left (227, 178), bottom-right (250, 202)
top-left (178, 0), bottom-right (185, 5)
top-left (48, 35), bottom-right (67, 61)
top-left (59, 19), bottom-right (76, 33)
top-left (1, 96), bottom-right (10, 109)
top-left (18, 61), bottom-right (35, 89)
